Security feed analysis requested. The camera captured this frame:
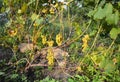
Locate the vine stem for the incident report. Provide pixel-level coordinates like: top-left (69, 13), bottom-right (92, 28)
top-left (79, 23), bottom-right (102, 66)
top-left (60, 20), bottom-right (92, 48)
top-left (35, 0), bottom-right (39, 13)
top-left (104, 38), bottom-right (116, 56)
top-left (87, 24), bottom-right (102, 53)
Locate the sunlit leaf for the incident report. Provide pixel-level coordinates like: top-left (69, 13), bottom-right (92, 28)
top-left (94, 7), bottom-right (105, 20)
top-left (110, 28), bottom-right (120, 39)
top-left (35, 18), bottom-right (44, 25)
top-left (27, 0), bottom-right (35, 6)
top-left (10, 74), bottom-right (19, 79)
top-left (89, 30), bottom-right (97, 36)
top-left (114, 10), bottom-right (119, 25)
top-left (100, 58), bottom-right (116, 73)
top-left (118, 2), bottom-right (120, 7)
top-left (104, 3), bottom-right (113, 16)
top-left (106, 14), bottom-right (115, 25)
top-left (18, 9), bottom-right (22, 14)
top-left (0, 72), bottom-right (5, 75)
top-left (104, 61), bottom-right (115, 73)
top-left (91, 54), bottom-right (104, 66)
top-left (87, 10), bottom-right (96, 17)
top-left (21, 3), bottom-right (28, 13)
top-left (68, 78), bottom-right (75, 82)
top-left (76, 27), bottom-right (82, 35)
top-left (31, 13), bottom-right (39, 21)
top-left (106, 10), bottom-right (119, 25)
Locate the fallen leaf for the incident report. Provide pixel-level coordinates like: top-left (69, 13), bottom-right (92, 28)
top-left (18, 43), bottom-right (34, 53)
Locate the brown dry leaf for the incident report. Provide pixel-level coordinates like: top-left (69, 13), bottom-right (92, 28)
top-left (52, 48), bottom-right (69, 67)
top-left (53, 48), bottom-right (69, 59)
top-left (18, 43), bottom-right (34, 53)
top-left (58, 60), bottom-right (67, 67)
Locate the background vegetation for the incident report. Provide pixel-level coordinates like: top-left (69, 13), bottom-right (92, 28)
top-left (0, 0), bottom-right (120, 82)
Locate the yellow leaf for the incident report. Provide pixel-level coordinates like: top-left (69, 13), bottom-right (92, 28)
top-left (21, 3), bottom-right (27, 13)
top-left (47, 40), bottom-right (54, 47)
top-left (56, 33), bottom-right (63, 46)
top-left (47, 48), bottom-right (54, 66)
top-left (49, 7), bottom-right (55, 14)
top-left (42, 8), bottom-right (48, 13)
top-left (31, 13), bottom-right (39, 21)
top-left (76, 66), bottom-right (82, 72)
top-left (8, 29), bottom-right (17, 37)
top-left (54, 3), bottom-right (58, 8)
top-left (18, 9), bottom-right (22, 14)
top-left (41, 35), bottom-right (47, 45)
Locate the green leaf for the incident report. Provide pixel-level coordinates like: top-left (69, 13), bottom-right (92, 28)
top-left (68, 78), bottom-right (75, 82)
top-left (89, 30), bottom-right (97, 36)
top-left (31, 13), bottom-right (39, 21)
top-left (106, 10), bottom-right (119, 25)
top-left (114, 10), bottom-right (119, 25)
top-left (10, 74), bottom-right (19, 79)
top-left (110, 28), bottom-right (120, 39)
top-left (73, 23), bottom-right (82, 36)
top-left (76, 27), bottom-right (82, 35)
top-left (21, 3), bottom-right (28, 13)
top-left (104, 61), bottom-right (115, 73)
top-left (0, 71), bottom-right (5, 75)
top-left (87, 10), bottom-right (96, 17)
top-left (104, 3), bottom-right (113, 16)
top-left (35, 18), bottom-right (44, 25)
top-left (27, 0), bottom-right (35, 6)
top-left (100, 58), bottom-right (116, 73)
top-left (118, 2), bottom-right (120, 7)
top-left (94, 7), bottom-right (105, 20)
top-left (75, 75), bottom-right (83, 79)
top-left (98, 0), bottom-right (106, 7)
top-left (106, 14), bottom-right (115, 25)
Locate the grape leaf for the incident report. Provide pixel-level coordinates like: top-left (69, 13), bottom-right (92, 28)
top-left (104, 61), bottom-right (115, 73)
top-left (94, 7), bottom-right (105, 20)
top-left (35, 18), bottom-right (44, 25)
top-left (104, 3), bottom-right (113, 16)
top-left (87, 10), bottom-right (96, 17)
top-left (110, 28), bottom-right (120, 39)
top-left (106, 14), bottom-right (115, 25)
top-left (114, 10), bottom-right (119, 25)
top-left (100, 58), bottom-right (115, 73)
top-left (31, 13), bottom-right (39, 21)
top-left (0, 72), bottom-right (5, 75)
top-left (106, 11), bottom-right (119, 25)
top-left (21, 3), bottom-right (28, 13)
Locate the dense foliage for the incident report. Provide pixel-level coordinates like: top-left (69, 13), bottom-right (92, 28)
top-left (0, 0), bottom-right (120, 82)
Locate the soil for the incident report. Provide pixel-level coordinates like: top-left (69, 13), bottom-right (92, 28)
top-left (0, 46), bottom-right (13, 61)
top-left (0, 45), bottom-right (77, 82)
